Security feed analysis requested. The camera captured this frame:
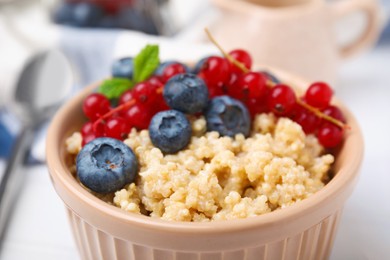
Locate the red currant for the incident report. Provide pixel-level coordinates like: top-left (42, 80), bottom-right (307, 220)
top-left (155, 98), bottom-right (170, 112)
top-left (228, 72), bottom-right (239, 87)
top-left (246, 94), bottom-right (269, 118)
top-left (228, 49), bottom-right (252, 74)
top-left (305, 82), bottom-right (333, 109)
top-left (317, 123), bottom-right (343, 148)
top-left (81, 121), bottom-right (105, 138)
top-left (94, 0), bottom-right (133, 14)
top-left (227, 86), bottom-right (244, 101)
top-left (81, 121), bottom-right (94, 136)
top-left (321, 105), bottom-right (346, 123)
top-left (119, 89), bottom-right (134, 105)
top-left (94, 121), bottom-right (106, 137)
top-left (292, 106), bottom-right (320, 134)
top-left (147, 75), bottom-right (164, 88)
top-left (82, 93), bottom-right (111, 121)
top-left (123, 104), bottom-right (154, 130)
top-left (237, 72), bottom-right (268, 100)
top-left (105, 117), bottom-right (132, 140)
top-left (208, 82), bottom-right (226, 98)
top-left (82, 133), bottom-right (96, 147)
top-left (225, 72), bottom-right (243, 100)
top-left (267, 84), bottom-right (296, 116)
top-left (198, 56), bottom-right (230, 90)
top-left (142, 77), bottom-right (168, 112)
top-left (162, 63), bottom-right (187, 82)
top-left (133, 81), bottom-right (161, 106)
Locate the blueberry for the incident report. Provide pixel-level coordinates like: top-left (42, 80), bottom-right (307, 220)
top-left (154, 61), bottom-right (190, 76)
top-left (112, 57), bottom-right (133, 79)
top-left (192, 56), bottom-right (210, 74)
top-left (72, 2), bottom-right (104, 27)
top-left (99, 15), bottom-right (120, 29)
top-left (53, 3), bottom-right (76, 25)
top-left (204, 95), bottom-right (251, 137)
top-left (116, 8), bottom-right (159, 35)
top-left (163, 73), bottom-right (209, 114)
top-left (76, 137), bottom-right (138, 194)
top-left (261, 71), bottom-right (281, 84)
top-left (149, 110), bottom-right (191, 154)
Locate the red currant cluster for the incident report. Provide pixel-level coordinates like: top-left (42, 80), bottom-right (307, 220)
top-left (196, 49), bottom-right (346, 148)
top-left (81, 47), bottom-right (347, 149)
top-left (197, 50), bottom-right (268, 115)
top-left (80, 63), bottom-right (191, 146)
top-left (292, 83), bottom-right (346, 148)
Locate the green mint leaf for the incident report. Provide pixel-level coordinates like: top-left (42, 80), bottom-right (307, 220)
top-left (98, 78), bottom-right (133, 100)
top-left (133, 44), bottom-right (159, 83)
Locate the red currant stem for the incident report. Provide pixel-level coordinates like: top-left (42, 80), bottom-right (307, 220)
top-left (296, 99), bottom-right (350, 130)
top-left (266, 80), bottom-right (276, 88)
top-left (156, 86), bottom-right (163, 94)
top-left (93, 99), bottom-right (136, 132)
top-left (204, 29), bottom-right (350, 131)
top-left (266, 80), bottom-right (348, 129)
top-left (204, 28), bottom-right (250, 73)
top-left (92, 86), bottom-right (165, 132)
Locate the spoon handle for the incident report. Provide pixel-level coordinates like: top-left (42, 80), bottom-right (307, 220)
top-left (0, 125), bottom-right (34, 244)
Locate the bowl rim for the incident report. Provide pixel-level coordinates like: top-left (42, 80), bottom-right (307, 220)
top-left (46, 68), bottom-right (364, 236)
top-left (211, 0), bottom-right (325, 17)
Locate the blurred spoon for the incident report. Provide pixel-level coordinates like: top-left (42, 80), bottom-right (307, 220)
top-left (0, 50), bottom-right (72, 245)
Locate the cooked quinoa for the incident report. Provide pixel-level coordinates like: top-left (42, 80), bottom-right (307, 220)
top-left (66, 113), bottom-right (334, 222)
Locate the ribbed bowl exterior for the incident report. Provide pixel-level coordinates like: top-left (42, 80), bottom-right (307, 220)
top-left (66, 207), bottom-right (343, 260)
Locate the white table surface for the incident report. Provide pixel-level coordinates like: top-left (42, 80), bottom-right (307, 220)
top-left (1, 44), bottom-right (389, 260)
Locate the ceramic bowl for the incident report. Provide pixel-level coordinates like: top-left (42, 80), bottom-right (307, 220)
top-left (46, 69), bottom-right (363, 260)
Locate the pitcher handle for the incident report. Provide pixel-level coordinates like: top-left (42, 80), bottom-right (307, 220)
top-left (331, 0), bottom-right (381, 59)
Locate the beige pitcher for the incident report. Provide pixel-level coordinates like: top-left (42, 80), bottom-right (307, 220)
top-left (211, 0), bottom-right (381, 84)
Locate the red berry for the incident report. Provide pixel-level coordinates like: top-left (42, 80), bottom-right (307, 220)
top-left (146, 77), bottom-right (168, 112)
top-left (94, 0), bottom-right (133, 14)
top-left (317, 123), bottom-right (343, 148)
top-left (162, 63), bottom-right (187, 82)
top-left (228, 86), bottom-right (244, 101)
top-left (208, 82), bottom-right (226, 98)
top-left (81, 121), bottom-right (94, 136)
top-left (267, 84), bottom-right (296, 116)
top-left (228, 72), bottom-right (239, 87)
top-left (198, 56), bottom-right (230, 90)
top-left (155, 98), bottom-right (170, 112)
top-left (147, 75), bottom-right (164, 88)
top-left (226, 72), bottom-right (243, 100)
top-left (305, 82), bottom-right (333, 109)
top-left (82, 133), bottom-right (97, 147)
top-left (292, 106), bottom-right (320, 134)
top-left (119, 89), bottom-right (134, 105)
top-left (321, 105), bottom-right (346, 123)
top-left (133, 81), bottom-right (161, 106)
top-left (237, 72), bottom-right (268, 100)
top-left (81, 121), bottom-right (105, 138)
top-left (82, 93), bottom-right (111, 121)
top-left (246, 94), bottom-right (269, 118)
top-left (123, 104), bottom-right (154, 130)
top-left (228, 49), bottom-right (252, 74)
top-left (94, 121), bottom-right (106, 137)
top-left (105, 117), bottom-right (132, 140)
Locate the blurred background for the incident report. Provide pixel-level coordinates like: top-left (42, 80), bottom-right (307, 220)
top-left (0, 0), bottom-right (389, 259)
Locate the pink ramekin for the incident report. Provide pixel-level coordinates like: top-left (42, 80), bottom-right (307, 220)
top-left (46, 69), bottom-right (363, 260)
